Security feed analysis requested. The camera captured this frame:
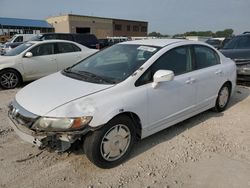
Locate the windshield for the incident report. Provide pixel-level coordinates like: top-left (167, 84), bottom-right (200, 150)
top-left (4, 42), bottom-right (33, 56)
top-left (64, 44), bottom-right (160, 84)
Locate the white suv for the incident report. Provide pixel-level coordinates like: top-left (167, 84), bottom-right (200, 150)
top-left (8, 39), bottom-right (236, 168)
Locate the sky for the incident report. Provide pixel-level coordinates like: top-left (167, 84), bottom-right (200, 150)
top-left (0, 0), bottom-right (250, 35)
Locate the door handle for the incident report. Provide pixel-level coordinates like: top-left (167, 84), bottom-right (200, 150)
top-left (190, 78), bottom-right (196, 83)
top-left (185, 78), bottom-right (196, 84)
top-left (215, 70), bottom-right (222, 75)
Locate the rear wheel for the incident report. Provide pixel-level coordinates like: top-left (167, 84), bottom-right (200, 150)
top-left (213, 83), bottom-right (231, 112)
top-left (84, 115), bottom-right (135, 168)
top-left (0, 69), bottom-right (21, 89)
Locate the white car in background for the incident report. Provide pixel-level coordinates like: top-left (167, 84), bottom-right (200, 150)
top-left (0, 40), bottom-right (98, 89)
top-left (8, 39), bottom-right (236, 168)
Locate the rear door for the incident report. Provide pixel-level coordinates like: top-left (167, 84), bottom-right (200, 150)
top-left (54, 42), bottom-right (83, 70)
top-left (192, 45), bottom-right (225, 109)
top-left (22, 43), bottom-right (57, 80)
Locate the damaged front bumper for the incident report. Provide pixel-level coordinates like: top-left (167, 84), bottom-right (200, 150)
top-left (8, 100), bottom-right (91, 152)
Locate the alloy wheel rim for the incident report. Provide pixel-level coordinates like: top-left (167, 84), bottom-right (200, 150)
top-left (100, 124), bottom-right (131, 162)
top-left (0, 72), bottom-right (19, 89)
top-left (219, 87), bottom-right (229, 108)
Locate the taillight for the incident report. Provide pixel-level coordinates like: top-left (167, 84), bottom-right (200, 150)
top-left (96, 44), bottom-right (100, 49)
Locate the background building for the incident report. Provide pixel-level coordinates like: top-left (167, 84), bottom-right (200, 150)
top-left (47, 14), bottom-right (148, 39)
top-left (0, 17), bottom-right (54, 36)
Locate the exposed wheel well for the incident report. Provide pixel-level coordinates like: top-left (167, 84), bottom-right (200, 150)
top-left (223, 80), bottom-right (232, 95)
top-left (112, 112), bottom-right (142, 141)
top-left (0, 68), bottom-right (23, 83)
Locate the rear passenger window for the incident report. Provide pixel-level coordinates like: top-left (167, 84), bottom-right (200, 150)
top-left (72, 44), bottom-right (81, 52)
top-left (194, 46), bottom-right (220, 69)
top-left (57, 43), bottom-right (80, 53)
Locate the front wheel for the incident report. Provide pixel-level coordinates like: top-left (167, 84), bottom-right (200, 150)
top-left (0, 70), bottom-right (21, 89)
top-left (213, 83), bottom-right (231, 112)
top-left (84, 115), bottom-right (136, 168)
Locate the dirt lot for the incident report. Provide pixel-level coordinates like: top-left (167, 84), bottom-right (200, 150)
top-left (0, 85), bottom-right (250, 188)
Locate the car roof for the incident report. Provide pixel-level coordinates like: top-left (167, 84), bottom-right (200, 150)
top-left (28, 39), bottom-right (79, 45)
top-left (122, 39), bottom-right (187, 47)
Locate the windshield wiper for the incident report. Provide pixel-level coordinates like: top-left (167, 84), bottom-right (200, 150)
top-left (76, 70), bottom-right (116, 84)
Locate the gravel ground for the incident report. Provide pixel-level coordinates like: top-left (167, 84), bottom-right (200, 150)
top-left (0, 85), bottom-right (250, 188)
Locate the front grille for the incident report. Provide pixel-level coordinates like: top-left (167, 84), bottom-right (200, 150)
top-left (8, 100), bottom-right (39, 128)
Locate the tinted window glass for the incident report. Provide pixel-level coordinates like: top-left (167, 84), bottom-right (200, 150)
top-left (43, 34), bottom-right (57, 40)
top-left (236, 36), bottom-right (250, 49)
top-left (57, 43), bottom-right (79, 53)
top-left (223, 36), bottom-right (239, 49)
top-left (194, 46), bottom-right (220, 69)
top-left (136, 46), bottom-right (192, 86)
top-left (14, 36), bottom-right (23, 42)
top-left (69, 44), bottom-right (160, 83)
top-left (57, 34), bottom-right (74, 41)
top-left (30, 43), bottom-right (54, 56)
top-left (72, 44), bottom-right (81, 52)
top-left (74, 34), bottom-right (98, 44)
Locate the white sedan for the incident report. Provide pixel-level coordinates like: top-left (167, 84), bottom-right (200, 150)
top-left (0, 40), bottom-right (98, 89)
top-left (8, 39), bottom-right (236, 168)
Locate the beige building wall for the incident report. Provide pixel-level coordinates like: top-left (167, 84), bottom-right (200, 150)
top-left (68, 15), bottom-right (113, 38)
top-left (112, 19), bottom-right (148, 37)
top-left (47, 14), bottom-right (148, 39)
top-left (46, 15), bottom-right (70, 33)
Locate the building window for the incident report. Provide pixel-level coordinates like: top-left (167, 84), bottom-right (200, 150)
top-left (127, 25), bottom-right (130, 31)
top-left (115, 24), bottom-right (122, 31)
top-left (133, 26), bottom-right (139, 32)
top-left (141, 26), bottom-right (147, 32)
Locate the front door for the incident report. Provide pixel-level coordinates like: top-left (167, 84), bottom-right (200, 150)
top-left (136, 46), bottom-right (196, 132)
top-left (22, 43), bottom-right (57, 80)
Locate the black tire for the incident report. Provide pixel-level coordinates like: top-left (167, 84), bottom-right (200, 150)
top-left (0, 69), bottom-right (21, 89)
top-left (84, 115), bottom-right (136, 168)
top-left (213, 83), bottom-right (231, 112)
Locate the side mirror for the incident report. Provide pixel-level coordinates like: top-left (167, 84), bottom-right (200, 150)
top-left (152, 70), bottom-right (174, 88)
top-left (24, 52), bottom-right (33, 58)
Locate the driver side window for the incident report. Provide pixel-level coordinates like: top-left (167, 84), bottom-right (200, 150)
top-left (135, 46), bottom-right (192, 86)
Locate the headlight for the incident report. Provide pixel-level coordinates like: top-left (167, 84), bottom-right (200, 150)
top-left (31, 116), bottom-right (92, 131)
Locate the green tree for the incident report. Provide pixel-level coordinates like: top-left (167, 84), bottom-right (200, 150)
top-left (148, 32), bottom-right (169, 38)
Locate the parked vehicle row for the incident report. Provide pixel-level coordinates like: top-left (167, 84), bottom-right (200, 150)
top-left (220, 32), bottom-right (250, 81)
top-left (0, 40), bottom-right (98, 89)
top-left (8, 39), bottom-right (236, 168)
top-left (0, 33), bottom-right (100, 55)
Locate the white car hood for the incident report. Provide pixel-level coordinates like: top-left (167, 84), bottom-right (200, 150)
top-left (15, 72), bottom-right (114, 116)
